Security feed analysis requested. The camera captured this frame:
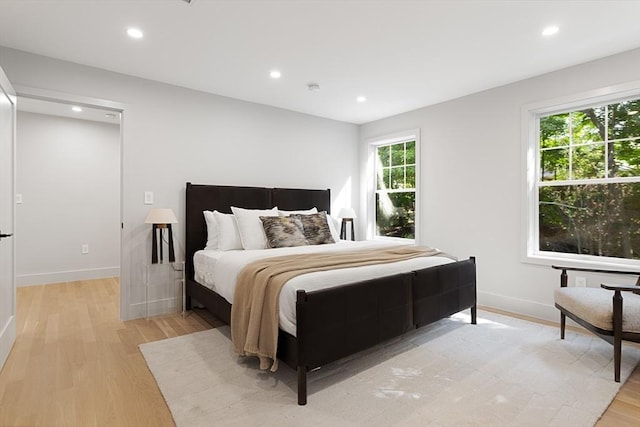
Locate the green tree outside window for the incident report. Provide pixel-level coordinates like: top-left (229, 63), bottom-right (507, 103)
top-left (375, 140), bottom-right (416, 239)
top-left (538, 98), bottom-right (640, 259)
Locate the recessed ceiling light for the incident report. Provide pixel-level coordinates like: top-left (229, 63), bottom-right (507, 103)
top-left (270, 70), bottom-right (281, 79)
top-left (307, 83), bottom-right (320, 92)
top-left (127, 27), bottom-right (144, 39)
top-left (542, 25), bottom-right (559, 36)
top-left (357, 96), bottom-right (367, 103)
top-left (71, 106), bottom-right (82, 112)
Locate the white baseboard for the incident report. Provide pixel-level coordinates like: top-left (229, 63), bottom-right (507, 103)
top-left (0, 314), bottom-right (16, 373)
top-left (478, 291), bottom-right (559, 323)
top-left (17, 267), bottom-right (120, 286)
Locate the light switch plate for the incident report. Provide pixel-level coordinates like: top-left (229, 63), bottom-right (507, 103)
top-left (144, 191), bottom-right (153, 205)
top-left (15, 194), bottom-right (22, 204)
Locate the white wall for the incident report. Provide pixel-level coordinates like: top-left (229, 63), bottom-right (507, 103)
top-left (0, 46), bottom-right (359, 319)
top-left (15, 111), bottom-right (120, 285)
top-left (360, 48), bottom-right (640, 322)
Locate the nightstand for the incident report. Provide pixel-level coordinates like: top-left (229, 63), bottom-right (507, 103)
top-left (145, 261), bottom-right (185, 319)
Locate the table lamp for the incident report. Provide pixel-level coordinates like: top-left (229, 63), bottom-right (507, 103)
top-left (145, 208), bottom-right (178, 263)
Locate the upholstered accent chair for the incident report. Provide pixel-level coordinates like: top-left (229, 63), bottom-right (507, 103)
top-left (552, 266), bottom-right (640, 382)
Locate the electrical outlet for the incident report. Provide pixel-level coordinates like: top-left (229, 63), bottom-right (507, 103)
top-left (144, 191), bottom-right (153, 205)
top-left (82, 244), bottom-right (89, 254)
top-left (575, 276), bottom-right (587, 287)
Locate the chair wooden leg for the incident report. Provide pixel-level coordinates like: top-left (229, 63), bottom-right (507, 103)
top-left (613, 290), bottom-right (623, 383)
top-left (560, 312), bottom-right (565, 340)
top-left (614, 335), bottom-right (621, 382)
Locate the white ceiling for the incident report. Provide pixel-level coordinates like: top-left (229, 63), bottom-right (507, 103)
top-left (1, 0), bottom-right (639, 124)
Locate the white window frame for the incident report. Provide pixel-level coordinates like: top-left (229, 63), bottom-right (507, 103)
top-left (366, 129), bottom-right (420, 243)
top-left (521, 81), bottom-right (640, 269)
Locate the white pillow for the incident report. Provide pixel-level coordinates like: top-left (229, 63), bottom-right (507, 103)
top-left (326, 213), bottom-right (341, 241)
top-left (203, 210), bottom-right (219, 250)
top-left (231, 206), bottom-right (279, 250)
top-left (278, 207), bottom-right (318, 216)
top-left (213, 211), bottom-right (243, 251)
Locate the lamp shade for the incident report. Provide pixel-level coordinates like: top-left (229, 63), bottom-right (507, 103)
top-left (144, 208), bottom-right (178, 224)
top-left (338, 207), bottom-right (357, 219)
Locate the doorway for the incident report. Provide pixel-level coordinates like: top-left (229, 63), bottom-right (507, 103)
top-left (15, 95), bottom-right (122, 292)
top-left (0, 66), bottom-right (16, 372)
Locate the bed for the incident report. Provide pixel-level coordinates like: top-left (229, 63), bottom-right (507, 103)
top-left (185, 183), bottom-right (477, 405)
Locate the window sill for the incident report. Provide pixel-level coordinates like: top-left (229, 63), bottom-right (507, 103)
top-left (522, 252), bottom-right (640, 272)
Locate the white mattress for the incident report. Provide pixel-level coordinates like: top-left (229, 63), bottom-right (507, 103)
top-left (194, 240), bottom-right (455, 336)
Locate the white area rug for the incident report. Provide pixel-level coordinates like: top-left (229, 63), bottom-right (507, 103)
top-left (139, 311), bottom-right (640, 426)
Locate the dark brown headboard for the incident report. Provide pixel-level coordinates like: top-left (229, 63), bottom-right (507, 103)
top-left (185, 183), bottom-right (331, 280)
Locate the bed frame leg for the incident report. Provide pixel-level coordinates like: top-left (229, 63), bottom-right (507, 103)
top-left (297, 366), bottom-right (307, 405)
top-left (469, 257), bottom-right (477, 325)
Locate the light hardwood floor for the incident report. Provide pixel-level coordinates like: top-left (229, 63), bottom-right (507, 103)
top-left (0, 279), bottom-right (637, 426)
top-left (0, 278), bottom-right (221, 426)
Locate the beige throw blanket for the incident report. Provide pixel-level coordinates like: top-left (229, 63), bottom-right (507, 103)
top-left (231, 245), bottom-right (450, 371)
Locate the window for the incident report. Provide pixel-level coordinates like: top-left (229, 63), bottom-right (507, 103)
top-left (525, 87), bottom-right (640, 265)
top-left (372, 136), bottom-right (418, 240)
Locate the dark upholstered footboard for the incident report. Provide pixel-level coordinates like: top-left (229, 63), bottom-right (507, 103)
top-left (292, 272), bottom-right (414, 371)
top-left (290, 257), bottom-right (476, 405)
top-left (413, 257), bottom-right (477, 328)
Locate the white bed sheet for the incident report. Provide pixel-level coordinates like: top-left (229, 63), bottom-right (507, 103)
top-left (193, 240), bottom-right (455, 336)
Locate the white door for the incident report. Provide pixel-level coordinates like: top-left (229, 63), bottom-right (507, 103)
top-left (0, 66), bottom-right (16, 371)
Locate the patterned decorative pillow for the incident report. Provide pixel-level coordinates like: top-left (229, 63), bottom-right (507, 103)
top-left (259, 216), bottom-right (309, 248)
top-left (291, 212), bottom-right (335, 245)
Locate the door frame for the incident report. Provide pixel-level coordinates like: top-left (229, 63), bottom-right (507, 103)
top-left (14, 85), bottom-right (126, 318)
top-left (0, 67), bottom-right (17, 371)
